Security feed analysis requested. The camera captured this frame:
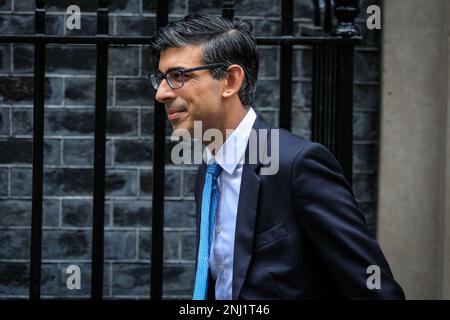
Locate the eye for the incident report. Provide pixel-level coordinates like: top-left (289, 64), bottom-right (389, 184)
top-left (168, 70), bottom-right (183, 83)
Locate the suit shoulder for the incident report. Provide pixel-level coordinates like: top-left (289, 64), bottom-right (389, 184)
top-left (276, 128), bottom-right (325, 158)
top-left (254, 115), bottom-right (317, 156)
top-left (267, 129), bottom-right (341, 176)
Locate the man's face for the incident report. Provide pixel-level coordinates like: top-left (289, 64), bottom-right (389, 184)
top-left (155, 46), bottom-right (225, 135)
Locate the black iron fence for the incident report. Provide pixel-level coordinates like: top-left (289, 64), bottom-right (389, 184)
top-left (0, 0), bottom-right (361, 300)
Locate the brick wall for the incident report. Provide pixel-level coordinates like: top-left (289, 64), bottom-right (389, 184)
top-left (0, 0), bottom-right (381, 299)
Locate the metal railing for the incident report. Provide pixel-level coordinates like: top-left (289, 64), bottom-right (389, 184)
top-left (0, 0), bottom-right (361, 300)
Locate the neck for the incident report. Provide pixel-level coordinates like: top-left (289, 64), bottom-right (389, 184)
top-left (204, 103), bottom-right (249, 155)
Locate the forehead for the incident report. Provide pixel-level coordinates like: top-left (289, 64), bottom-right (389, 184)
top-left (158, 46), bottom-right (203, 72)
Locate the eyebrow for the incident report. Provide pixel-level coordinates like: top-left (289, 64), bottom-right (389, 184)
top-left (159, 65), bottom-right (189, 74)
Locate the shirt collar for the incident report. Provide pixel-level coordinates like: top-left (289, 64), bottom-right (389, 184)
top-left (205, 107), bottom-right (257, 175)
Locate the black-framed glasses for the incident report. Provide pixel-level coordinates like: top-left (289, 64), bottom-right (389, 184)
top-left (148, 63), bottom-right (226, 90)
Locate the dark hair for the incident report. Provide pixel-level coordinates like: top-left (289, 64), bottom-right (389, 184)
top-left (152, 13), bottom-right (259, 108)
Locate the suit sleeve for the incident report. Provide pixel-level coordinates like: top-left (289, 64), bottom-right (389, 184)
top-left (292, 142), bottom-right (405, 299)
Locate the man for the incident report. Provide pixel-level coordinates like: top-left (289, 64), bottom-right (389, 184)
top-left (150, 13), bottom-right (405, 300)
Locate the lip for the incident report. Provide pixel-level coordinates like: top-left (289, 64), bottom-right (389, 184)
top-left (167, 110), bottom-right (187, 121)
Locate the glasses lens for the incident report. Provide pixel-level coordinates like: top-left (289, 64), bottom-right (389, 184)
top-left (166, 70), bottom-right (184, 89)
top-left (149, 73), bottom-right (162, 90)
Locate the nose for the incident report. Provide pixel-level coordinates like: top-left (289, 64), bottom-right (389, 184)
top-left (155, 78), bottom-right (176, 103)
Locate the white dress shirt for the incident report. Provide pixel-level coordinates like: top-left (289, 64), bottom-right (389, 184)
top-left (205, 107), bottom-right (257, 300)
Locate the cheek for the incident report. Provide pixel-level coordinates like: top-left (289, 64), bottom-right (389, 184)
top-left (197, 83), bottom-right (222, 107)
top-left (183, 81), bottom-right (222, 118)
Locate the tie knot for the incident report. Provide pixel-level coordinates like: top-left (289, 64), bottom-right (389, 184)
top-left (206, 162), bottom-right (222, 179)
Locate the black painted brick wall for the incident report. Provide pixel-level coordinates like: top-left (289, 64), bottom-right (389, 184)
top-left (0, 0), bottom-right (381, 299)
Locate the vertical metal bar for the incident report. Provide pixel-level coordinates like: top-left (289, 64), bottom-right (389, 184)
top-left (324, 44), bottom-right (331, 150)
top-left (328, 44), bottom-right (337, 155)
top-left (335, 43), bottom-right (354, 183)
top-left (313, 43), bottom-right (342, 165)
top-left (312, 44), bottom-right (324, 143)
top-left (29, 0), bottom-right (46, 300)
top-left (326, 44), bottom-right (334, 152)
top-left (331, 0), bottom-right (360, 183)
top-left (91, 0), bottom-right (109, 300)
top-left (319, 44), bottom-right (325, 143)
top-left (222, 0), bottom-right (234, 20)
top-left (314, 44), bottom-right (321, 142)
top-left (313, 43), bottom-right (325, 144)
top-left (313, 0), bottom-right (321, 27)
top-left (279, 0), bottom-right (293, 130)
top-left (312, 52), bottom-right (356, 182)
top-left (323, 0), bottom-right (332, 33)
top-left (151, 0), bottom-right (168, 300)
top-left (311, 45), bottom-right (319, 140)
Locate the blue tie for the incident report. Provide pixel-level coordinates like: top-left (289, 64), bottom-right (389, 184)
top-left (193, 162), bottom-right (223, 300)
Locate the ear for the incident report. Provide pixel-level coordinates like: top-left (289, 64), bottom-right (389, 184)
top-left (222, 64), bottom-right (245, 99)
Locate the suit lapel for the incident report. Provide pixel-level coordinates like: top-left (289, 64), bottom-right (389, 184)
top-left (232, 116), bottom-right (271, 299)
top-left (231, 163), bottom-right (261, 299)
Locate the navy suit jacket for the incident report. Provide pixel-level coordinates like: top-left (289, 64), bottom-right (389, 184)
top-left (194, 115), bottom-right (405, 299)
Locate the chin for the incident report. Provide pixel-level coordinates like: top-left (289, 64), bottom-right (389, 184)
top-left (171, 121), bottom-right (193, 135)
